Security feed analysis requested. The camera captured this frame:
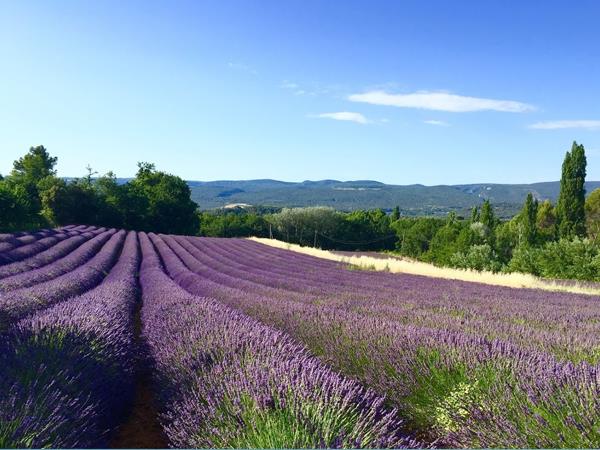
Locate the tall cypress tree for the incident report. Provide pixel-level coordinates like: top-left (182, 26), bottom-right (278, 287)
top-left (520, 192), bottom-right (538, 245)
top-left (470, 206), bottom-right (480, 223)
top-left (480, 199), bottom-right (495, 229)
top-left (479, 199), bottom-right (496, 245)
top-left (557, 141), bottom-right (587, 238)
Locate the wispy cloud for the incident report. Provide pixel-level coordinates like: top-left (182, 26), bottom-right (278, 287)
top-left (424, 119), bottom-right (449, 126)
top-left (528, 120), bottom-right (600, 130)
top-left (281, 80), bottom-right (338, 97)
top-left (348, 90), bottom-right (535, 113)
top-left (227, 62), bottom-right (258, 75)
top-left (281, 80), bottom-right (310, 95)
top-left (281, 81), bottom-right (299, 89)
top-left (310, 112), bottom-right (370, 124)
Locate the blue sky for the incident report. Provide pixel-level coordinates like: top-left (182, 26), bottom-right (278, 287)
top-left (1, 0), bottom-right (599, 185)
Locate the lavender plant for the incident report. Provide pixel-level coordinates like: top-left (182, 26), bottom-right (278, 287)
top-left (0, 230), bottom-right (126, 330)
top-left (0, 229), bottom-right (116, 291)
top-left (0, 231), bottom-right (139, 448)
top-left (0, 227), bottom-right (91, 264)
top-left (0, 227), bottom-right (105, 279)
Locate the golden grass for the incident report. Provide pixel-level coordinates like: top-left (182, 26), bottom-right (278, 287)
top-left (248, 237), bottom-right (600, 296)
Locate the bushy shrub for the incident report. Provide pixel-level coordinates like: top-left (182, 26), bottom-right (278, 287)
top-left (506, 245), bottom-right (541, 276)
top-left (508, 238), bottom-right (600, 281)
top-left (423, 220), bottom-right (471, 266)
top-left (450, 244), bottom-right (503, 272)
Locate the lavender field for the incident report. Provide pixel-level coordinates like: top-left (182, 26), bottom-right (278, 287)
top-left (1, 227), bottom-right (599, 448)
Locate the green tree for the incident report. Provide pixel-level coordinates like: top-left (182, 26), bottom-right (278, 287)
top-left (391, 206), bottom-right (400, 221)
top-left (536, 200), bottom-right (557, 243)
top-left (38, 176), bottom-right (99, 226)
top-left (450, 244), bottom-right (502, 272)
top-left (94, 171), bottom-right (126, 227)
top-left (37, 176), bottom-right (68, 225)
top-left (424, 213), bottom-right (469, 265)
top-left (585, 188), bottom-right (600, 242)
top-left (11, 146), bottom-right (57, 184)
top-left (0, 181), bottom-right (30, 231)
top-left (519, 193), bottom-right (538, 246)
top-left (480, 200), bottom-right (495, 229)
top-left (128, 162), bottom-right (199, 234)
top-left (3, 146), bottom-right (60, 227)
top-left (470, 206), bottom-right (480, 224)
top-left (557, 141), bottom-right (587, 238)
top-left (494, 220), bottom-right (519, 264)
top-left (392, 218), bottom-right (445, 258)
top-left (199, 211), bottom-right (269, 238)
top-left (342, 209), bottom-right (394, 250)
top-left (268, 207), bottom-right (342, 247)
top-left (508, 238), bottom-right (600, 281)
top-left (478, 199), bottom-right (497, 246)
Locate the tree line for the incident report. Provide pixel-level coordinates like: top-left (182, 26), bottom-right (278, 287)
top-left (0, 146), bottom-right (198, 234)
top-left (1, 142), bottom-right (599, 281)
top-left (198, 142), bottom-right (600, 282)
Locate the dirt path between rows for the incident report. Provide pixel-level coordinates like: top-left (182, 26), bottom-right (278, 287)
top-left (110, 296), bottom-right (167, 448)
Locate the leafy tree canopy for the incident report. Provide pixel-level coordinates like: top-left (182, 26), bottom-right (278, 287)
top-left (11, 145), bottom-right (57, 184)
top-left (585, 188), bottom-right (600, 242)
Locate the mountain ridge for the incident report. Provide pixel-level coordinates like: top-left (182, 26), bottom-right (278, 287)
top-left (185, 179), bottom-right (600, 216)
top-left (72, 177), bottom-right (600, 217)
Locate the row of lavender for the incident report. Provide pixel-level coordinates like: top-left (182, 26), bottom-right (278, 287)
top-left (0, 225), bottom-right (95, 264)
top-left (153, 234), bottom-right (600, 448)
top-left (0, 230), bottom-right (139, 447)
top-left (0, 226), bottom-right (106, 280)
top-left (0, 227), bottom-right (71, 253)
top-left (0, 228), bottom-right (127, 331)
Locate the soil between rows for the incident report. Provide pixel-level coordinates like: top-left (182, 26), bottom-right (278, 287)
top-left (110, 289), bottom-right (167, 448)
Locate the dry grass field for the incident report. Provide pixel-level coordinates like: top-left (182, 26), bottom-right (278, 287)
top-left (249, 237), bottom-right (600, 296)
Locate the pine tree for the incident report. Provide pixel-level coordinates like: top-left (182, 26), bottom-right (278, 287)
top-left (391, 205), bottom-right (400, 221)
top-left (557, 141), bottom-right (587, 238)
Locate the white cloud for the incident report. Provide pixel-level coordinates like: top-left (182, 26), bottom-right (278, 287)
top-left (311, 112), bottom-right (370, 124)
top-left (282, 81), bottom-right (310, 95)
top-left (528, 120), bottom-right (600, 130)
top-left (281, 81), bottom-right (337, 97)
top-left (227, 62), bottom-right (258, 75)
top-left (348, 90), bottom-right (535, 113)
top-left (424, 119), bottom-right (449, 126)
top-left (281, 80), bottom-right (299, 89)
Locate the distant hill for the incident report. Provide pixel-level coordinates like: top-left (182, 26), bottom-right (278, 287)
top-left (186, 179), bottom-right (600, 217)
top-left (67, 177), bottom-right (600, 217)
